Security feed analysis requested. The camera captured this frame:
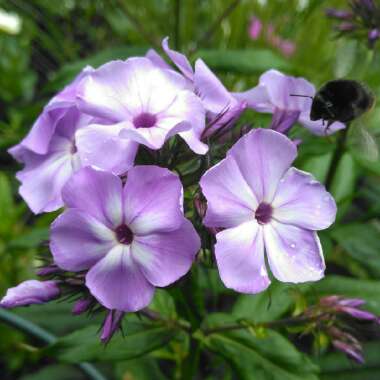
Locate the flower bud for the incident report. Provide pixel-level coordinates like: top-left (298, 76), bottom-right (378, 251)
top-left (0, 280), bottom-right (60, 308)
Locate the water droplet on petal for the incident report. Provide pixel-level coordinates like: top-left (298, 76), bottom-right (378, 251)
top-left (290, 243), bottom-right (296, 249)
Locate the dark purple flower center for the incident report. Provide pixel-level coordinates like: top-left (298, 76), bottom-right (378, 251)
top-left (115, 224), bottom-right (133, 245)
top-left (133, 112), bottom-right (157, 129)
top-left (70, 142), bottom-right (77, 154)
top-left (255, 202), bottom-right (273, 225)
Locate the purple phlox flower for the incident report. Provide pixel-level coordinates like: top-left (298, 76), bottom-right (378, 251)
top-left (249, 16), bottom-right (263, 40)
top-left (161, 37), bottom-right (247, 139)
top-left (50, 165), bottom-right (200, 311)
top-left (72, 298), bottom-right (93, 315)
top-left (0, 280), bottom-right (60, 308)
top-left (320, 295), bottom-right (380, 323)
top-left (233, 69), bottom-right (346, 136)
top-left (332, 337), bottom-right (364, 364)
top-left (368, 28), bottom-right (380, 47)
top-left (200, 128), bottom-right (337, 293)
top-left (9, 66), bottom-right (137, 214)
top-left (325, 8), bottom-right (354, 20)
top-left (101, 310), bottom-right (125, 344)
top-left (76, 57), bottom-right (208, 155)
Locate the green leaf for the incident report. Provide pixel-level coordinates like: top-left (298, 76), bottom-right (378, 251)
top-left (8, 227), bottom-right (49, 249)
top-left (233, 282), bottom-right (293, 323)
top-left (330, 153), bottom-right (357, 204)
top-left (312, 275), bottom-right (380, 314)
top-left (0, 173), bottom-right (15, 235)
top-left (19, 365), bottom-right (84, 380)
top-left (115, 356), bottom-right (167, 380)
top-left (149, 289), bottom-right (177, 319)
top-left (318, 341), bottom-right (380, 380)
top-left (196, 49), bottom-right (291, 74)
top-left (329, 223), bottom-right (380, 277)
top-left (199, 313), bottom-right (318, 380)
top-left (48, 315), bottom-right (177, 363)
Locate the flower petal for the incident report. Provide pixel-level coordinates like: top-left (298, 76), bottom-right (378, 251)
top-left (0, 280), bottom-right (60, 308)
top-left (162, 37), bottom-right (194, 80)
top-left (86, 244), bottom-right (155, 312)
top-left (228, 128), bottom-right (297, 203)
top-left (233, 85), bottom-right (274, 113)
top-left (200, 155), bottom-right (257, 228)
top-left (75, 123), bottom-right (138, 175)
top-left (50, 209), bottom-right (115, 271)
top-left (16, 136), bottom-right (74, 214)
top-left (272, 167), bottom-right (337, 230)
top-left (194, 58), bottom-right (236, 114)
top-left (123, 166), bottom-right (183, 234)
top-left (263, 220), bottom-right (325, 283)
top-left (298, 114), bottom-right (346, 136)
top-left (62, 166), bottom-right (123, 228)
top-left (145, 48), bottom-right (172, 70)
top-left (215, 221), bottom-right (270, 293)
top-left (131, 219), bottom-right (199, 287)
top-left (259, 69), bottom-right (315, 111)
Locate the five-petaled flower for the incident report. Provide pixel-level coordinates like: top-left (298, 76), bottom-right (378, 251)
top-left (77, 57), bottom-right (207, 154)
top-left (200, 128), bottom-right (337, 293)
top-left (50, 165), bottom-right (200, 311)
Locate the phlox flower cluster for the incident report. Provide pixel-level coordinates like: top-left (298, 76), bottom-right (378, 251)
top-left (2, 37), bottom-right (339, 342)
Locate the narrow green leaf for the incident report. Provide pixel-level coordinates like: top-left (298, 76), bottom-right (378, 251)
top-left (47, 316), bottom-right (177, 363)
top-left (199, 313), bottom-right (318, 380)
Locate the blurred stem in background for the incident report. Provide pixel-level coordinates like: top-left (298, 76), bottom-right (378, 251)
top-left (0, 308), bottom-right (107, 380)
top-left (325, 125), bottom-right (349, 191)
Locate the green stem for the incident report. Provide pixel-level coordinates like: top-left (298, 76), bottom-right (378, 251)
top-left (0, 308), bottom-right (107, 380)
top-left (174, 0), bottom-right (181, 50)
top-left (325, 126), bottom-right (349, 191)
top-left (190, 0), bottom-right (241, 54)
top-left (202, 315), bottom-right (317, 336)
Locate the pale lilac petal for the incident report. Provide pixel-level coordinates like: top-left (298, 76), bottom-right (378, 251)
top-left (179, 127), bottom-right (209, 154)
top-left (162, 37), bottom-right (194, 80)
top-left (123, 166), bottom-right (183, 234)
top-left (77, 60), bottom-right (142, 122)
top-left (233, 85), bottom-right (274, 113)
top-left (259, 69), bottom-right (315, 111)
top-left (50, 209), bottom-right (115, 271)
top-left (145, 48), bottom-right (172, 70)
top-left (270, 108), bottom-right (300, 134)
top-left (132, 219), bottom-right (199, 287)
top-left (263, 220), bottom-right (325, 283)
top-left (75, 123), bottom-right (138, 175)
top-left (0, 280), bottom-right (60, 308)
top-left (62, 167), bottom-right (123, 228)
top-left (194, 58), bottom-right (237, 114)
top-left (13, 108), bottom-right (66, 155)
top-left (16, 136), bottom-right (75, 214)
top-left (119, 112), bottom-right (190, 150)
top-left (200, 155), bottom-right (258, 228)
top-left (86, 245), bottom-right (155, 312)
top-left (298, 115), bottom-right (346, 136)
top-left (272, 167), bottom-right (337, 230)
top-left (13, 67), bottom-right (93, 155)
top-left (215, 221), bottom-right (270, 293)
top-left (228, 129), bottom-right (297, 203)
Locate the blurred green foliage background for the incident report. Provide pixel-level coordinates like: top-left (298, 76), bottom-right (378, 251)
top-left (1, 0), bottom-right (380, 379)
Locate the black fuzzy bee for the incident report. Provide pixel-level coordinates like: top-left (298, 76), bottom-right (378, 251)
top-left (310, 79), bottom-right (375, 127)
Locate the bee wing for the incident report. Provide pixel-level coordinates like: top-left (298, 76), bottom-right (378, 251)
top-left (348, 120), bottom-right (379, 162)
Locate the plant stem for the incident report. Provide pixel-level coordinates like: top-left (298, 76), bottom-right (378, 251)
top-left (190, 0), bottom-right (241, 54)
top-left (202, 315), bottom-right (316, 336)
top-left (174, 0), bottom-right (181, 50)
top-left (0, 308), bottom-right (107, 380)
top-left (117, 0), bottom-right (160, 51)
top-left (325, 126), bottom-right (349, 191)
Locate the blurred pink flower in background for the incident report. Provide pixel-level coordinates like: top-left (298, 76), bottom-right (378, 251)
top-left (248, 16), bottom-right (296, 57)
